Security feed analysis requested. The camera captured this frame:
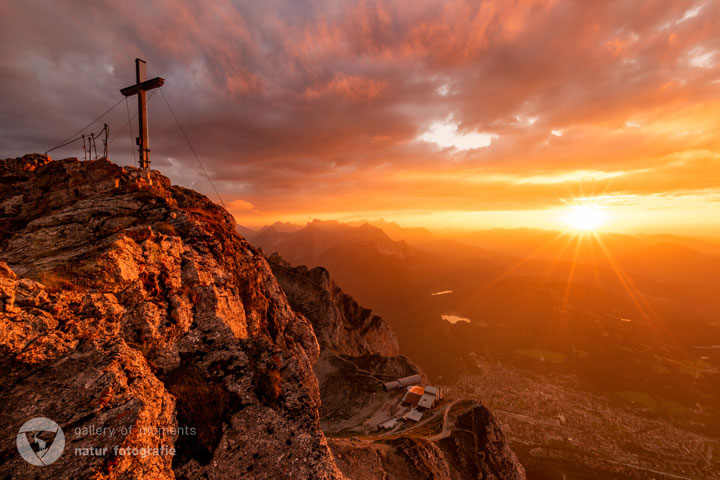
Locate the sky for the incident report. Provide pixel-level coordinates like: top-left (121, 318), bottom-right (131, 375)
top-left (1, 0), bottom-right (719, 235)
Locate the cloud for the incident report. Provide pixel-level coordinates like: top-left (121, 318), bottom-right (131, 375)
top-left (418, 118), bottom-right (497, 150)
top-left (678, 4), bottom-right (703, 23)
top-left (228, 199), bottom-right (255, 211)
top-left (1, 0), bottom-right (719, 232)
top-left (688, 47), bottom-right (715, 68)
top-left (303, 73), bottom-right (388, 102)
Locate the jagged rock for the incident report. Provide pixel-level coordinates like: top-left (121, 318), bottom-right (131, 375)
top-left (267, 255), bottom-right (421, 425)
top-left (327, 404), bottom-right (527, 480)
top-left (329, 437), bottom-right (452, 480)
top-left (268, 254), bottom-right (399, 357)
top-left (267, 255), bottom-right (526, 479)
top-left (0, 156), bottom-right (343, 480)
top-left (313, 353), bottom-right (421, 427)
top-left (438, 405), bottom-right (526, 479)
top-left (0, 154), bottom-right (524, 480)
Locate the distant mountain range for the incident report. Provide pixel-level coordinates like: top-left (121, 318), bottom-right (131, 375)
top-left (252, 219), bottom-right (412, 265)
top-left (242, 217), bottom-right (720, 426)
top-left (238, 217), bottom-right (720, 478)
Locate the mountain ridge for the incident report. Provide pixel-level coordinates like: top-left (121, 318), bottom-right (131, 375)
top-left (266, 253), bottom-right (525, 480)
top-left (0, 154), bottom-right (525, 480)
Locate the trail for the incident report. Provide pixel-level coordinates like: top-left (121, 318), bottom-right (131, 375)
top-left (425, 399), bottom-right (459, 441)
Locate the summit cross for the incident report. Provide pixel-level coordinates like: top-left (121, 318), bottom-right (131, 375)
top-left (120, 58), bottom-right (164, 170)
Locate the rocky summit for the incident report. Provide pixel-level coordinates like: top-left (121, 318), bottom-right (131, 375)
top-left (0, 154), bottom-right (525, 479)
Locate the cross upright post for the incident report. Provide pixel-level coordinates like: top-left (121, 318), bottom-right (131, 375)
top-left (136, 59), bottom-right (149, 170)
top-left (120, 58), bottom-right (164, 170)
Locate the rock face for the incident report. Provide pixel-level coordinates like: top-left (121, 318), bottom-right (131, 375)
top-left (267, 255), bottom-right (423, 428)
top-left (328, 403), bottom-right (526, 480)
top-left (0, 155), bottom-right (343, 479)
top-left (438, 405), bottom-right (526, 479)
top-left (266, 255), bottom-right (526, 480)
top-left (267, 254), bottom-right (400, 357)
top-left (0, 154), bottom-right (524, 480)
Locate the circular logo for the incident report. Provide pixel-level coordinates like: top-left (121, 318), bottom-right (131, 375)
top-left (16, 417), bottom-right (65, 466)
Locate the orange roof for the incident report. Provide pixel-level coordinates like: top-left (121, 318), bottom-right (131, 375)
top-left (407, 386), bottom-right (424, 395)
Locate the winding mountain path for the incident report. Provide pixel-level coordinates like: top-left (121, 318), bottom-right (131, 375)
top-left (426, 399), bottom-right (459, 441)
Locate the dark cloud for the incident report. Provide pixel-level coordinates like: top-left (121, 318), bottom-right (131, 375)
top-left (1, 0), bottom-right (719, 228)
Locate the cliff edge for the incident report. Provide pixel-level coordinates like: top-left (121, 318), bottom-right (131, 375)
top-left (0, 155), bottom-right (342, 479)
top-left (0, 154), bottom-right (524, 480)
top-left (267, 255), bottom-right (526, 480)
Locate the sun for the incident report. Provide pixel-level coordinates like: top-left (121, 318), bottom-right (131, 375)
top-left (564, 205), bottom-right (608, 231)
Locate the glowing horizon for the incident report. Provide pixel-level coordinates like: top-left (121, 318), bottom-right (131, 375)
top-left (232, 189), bottom-right (720, 237)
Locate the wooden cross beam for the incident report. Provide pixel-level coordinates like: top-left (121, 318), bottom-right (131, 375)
top-left (120, 58), bottom-right (164, 170)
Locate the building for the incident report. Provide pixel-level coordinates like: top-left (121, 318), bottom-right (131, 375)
top-left (383, 374), bottom-right (422, 392)
top-left (424, 385), bottom-right (441, 398)
top-left (418, 385), bottom-right (441, 409)
top-left (404, 409), bottom-right (423, 422)
top-left (416, 385), bottom-right (441, 411)
top-left (378, 418), bottom-right (399, 430)
top-left (400, 384), bottom-right (442, 409)
top-left (401, 385), bottom-right (424, 407)
top-left (417, 392), bottom-right (436, 411)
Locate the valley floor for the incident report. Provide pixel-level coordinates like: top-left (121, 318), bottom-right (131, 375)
top-left (442, 359), bottom-right (719, 480)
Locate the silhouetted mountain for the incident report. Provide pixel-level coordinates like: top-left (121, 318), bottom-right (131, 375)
top-left (254, 219), bottom-right (412, 265)
top-left (618, 242), bottom-right (720, 287)
top-left (349, 219), bottom-right (435, 243)
top-left (256, 221), bottom-right (304, 236)
top-left (235, 223), bottom-right (257, 239)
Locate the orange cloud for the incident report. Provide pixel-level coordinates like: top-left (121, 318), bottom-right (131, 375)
top-left (303, 73), bottom-right (387, 102)
top-left (228, 199), bottom-right (255, 211)
top-left (2, 0), bottom-right (719, 234)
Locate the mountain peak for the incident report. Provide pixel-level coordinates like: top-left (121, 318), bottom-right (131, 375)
top-left (0, 155), bottom-right (342, 479)
top-left (1, 155), bottom-right (525, 480)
